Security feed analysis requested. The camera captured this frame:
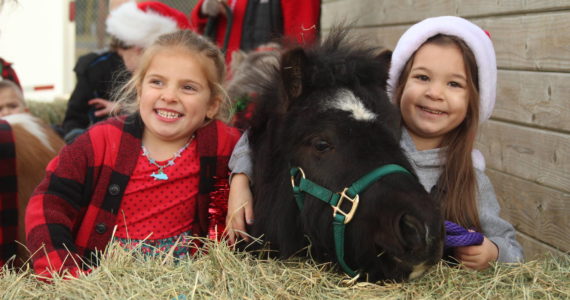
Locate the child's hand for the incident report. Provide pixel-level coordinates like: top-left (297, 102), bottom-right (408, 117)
top-left (453, 236), bottom-right (498, 270)
top-left (88, 98), bottom-right (117, 117)
top-left (201, 0), bottom-right (224, 17)
top-left (226, 173), bottom-right (254, 243)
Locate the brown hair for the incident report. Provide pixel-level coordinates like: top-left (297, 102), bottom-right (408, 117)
top-left (113, 30), bottom-right (230, 122)
top-left (109, 36), bottom-right (133, 51)
top-left (393, 34), bottom-right (482, 231)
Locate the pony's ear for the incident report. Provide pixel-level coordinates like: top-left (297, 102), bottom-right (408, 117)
top-left (281, 47), bottom-right (308, 101)
top-left (377, 49), bottom-right (392, 68)
top-left (376, 49), bottom-right (392, 89)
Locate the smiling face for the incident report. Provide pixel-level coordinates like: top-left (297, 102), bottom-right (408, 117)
top-left (399, 43), bottom-right (470, 150)
top-left (138, 47), bottom-right (219, 148)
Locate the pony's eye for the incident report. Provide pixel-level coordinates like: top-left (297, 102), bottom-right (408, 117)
top-left (311, 138), bottom-right (332, 152)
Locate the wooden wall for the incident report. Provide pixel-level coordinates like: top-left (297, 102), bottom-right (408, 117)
top-left (320, 0), bottom-right (570, 260)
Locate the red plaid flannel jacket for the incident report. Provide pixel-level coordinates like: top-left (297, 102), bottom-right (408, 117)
top-left (25, 114), bottom-right (240, 276)
top-left (0, 120), bottom-right (18, 267)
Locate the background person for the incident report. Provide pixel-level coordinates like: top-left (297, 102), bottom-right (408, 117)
top-left (0, 80), bottom-right (27, 117)
top-left (61, 1), bottom-right (191, 143)
top-left (190, 0), bottom-right (321, 63)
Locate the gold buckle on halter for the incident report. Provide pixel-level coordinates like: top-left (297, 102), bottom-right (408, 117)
top-left (332, 188), bottom-right (359, 224)
top-left (290, 167), bottom-right (306, 188)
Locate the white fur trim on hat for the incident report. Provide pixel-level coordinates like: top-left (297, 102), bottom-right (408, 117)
top-left (106, 1), bottom-right (179, 48)
top-left (387, 16), bottom-right (497, 124)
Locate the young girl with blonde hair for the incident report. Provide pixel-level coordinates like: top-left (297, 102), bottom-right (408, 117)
top-left (26, 30), bottom-right (241, 278)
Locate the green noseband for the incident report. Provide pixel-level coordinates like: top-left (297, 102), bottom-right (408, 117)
top-left (290, 164), bottom-right (412, 277)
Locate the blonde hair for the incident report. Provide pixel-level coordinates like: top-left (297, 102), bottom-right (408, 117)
top-left (112, 30), bottom-right (231, 122)
top-left (393, 34), bottom-right (482, 231)
top-left (0, 80), bottom-right (26, 107)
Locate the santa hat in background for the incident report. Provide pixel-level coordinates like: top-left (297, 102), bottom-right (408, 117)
top-left (106, 1), bottom-right (191, 48)
top-left (387, 16), bottom-right (497, 125)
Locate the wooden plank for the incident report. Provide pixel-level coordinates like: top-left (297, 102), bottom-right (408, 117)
top-left (322, 0), bottom-right (570, 29)
top-left (478, 13), bottom-right (570, 72)
top-left (516, 232), bottom-right (568, 261)
top-left (495, 70), bottom-right (570, 132)
top-left (477, 121), bottom-right (570, 192)
top-left (327, 13), bottom-right (570, 72)
top-left (486, 169), bottom-right (570, 252)
top-left (322, 0), bottom-right (456, 28)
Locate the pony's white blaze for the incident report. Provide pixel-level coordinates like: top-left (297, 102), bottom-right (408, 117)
top-left (328, 89), bottom-right (377, 121)
top-left (2, 113), bottom-right (55, 152)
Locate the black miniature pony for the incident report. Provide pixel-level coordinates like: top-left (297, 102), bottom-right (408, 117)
top-left (246, 29), bottom-right (444, 282)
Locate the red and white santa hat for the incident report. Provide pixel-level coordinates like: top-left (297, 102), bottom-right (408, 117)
top-left (387, 16), bottom-right (497, 124)
top-left (106, 1), bottom-right (191, 48)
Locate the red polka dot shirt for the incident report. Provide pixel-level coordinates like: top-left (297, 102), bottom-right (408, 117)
top-left (115, 139), bottom-right (199, 240)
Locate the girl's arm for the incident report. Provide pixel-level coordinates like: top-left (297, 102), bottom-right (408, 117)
top-left (227, 133), bottom-right (254, 243)
top-left (227, 174), bottom-right (254, 243)
top-left (455, 171), bottom-right (524, 269)
top-left (25, 133), bottom-right (91, 278)
top-left (228, 132), bottom-right (253, 179)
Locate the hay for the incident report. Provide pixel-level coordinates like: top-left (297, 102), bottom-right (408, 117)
top-left (26, 99), bottom-right (67, 125)
top-left (1, 240), bottom-right (568, 299)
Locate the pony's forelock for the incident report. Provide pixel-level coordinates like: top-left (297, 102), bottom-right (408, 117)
top-left (325, 89), bottom-right (377, 122)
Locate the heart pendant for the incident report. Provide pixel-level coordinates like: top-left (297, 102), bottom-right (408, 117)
top-left (151, 171), bottom-right (168, 180)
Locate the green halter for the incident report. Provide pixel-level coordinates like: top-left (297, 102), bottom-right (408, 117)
top-left (290, 164), bottom-right (412, 277)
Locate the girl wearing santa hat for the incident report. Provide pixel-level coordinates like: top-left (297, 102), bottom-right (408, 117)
top-left (26, 30), bottom-right (240, 279)
top-left (226, 16), bottom-right (523, 271)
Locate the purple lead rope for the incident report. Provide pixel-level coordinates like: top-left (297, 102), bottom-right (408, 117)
top-left (444, 220), bottom-right (484, 248)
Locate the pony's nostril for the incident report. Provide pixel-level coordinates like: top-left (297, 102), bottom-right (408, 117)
top-left (398, 214), bottom-right (426, 249)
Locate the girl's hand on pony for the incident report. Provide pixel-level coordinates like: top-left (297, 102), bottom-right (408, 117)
top-left (226, 173), bottom-right (254, 243)
top-left (454, 236), bottom-right (498, 270)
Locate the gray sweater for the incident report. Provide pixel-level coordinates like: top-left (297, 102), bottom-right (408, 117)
top-left (400, 129), bottom-right (523, 263)
top-left (229, 130), bottom-right (524, 263)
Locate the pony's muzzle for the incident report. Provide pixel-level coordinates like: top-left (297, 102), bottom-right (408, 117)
top-left (398, 213), bottom-right (429, 251)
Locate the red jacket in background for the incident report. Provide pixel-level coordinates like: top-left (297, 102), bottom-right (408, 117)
top-left (190, 0), bottom-right (321, 63)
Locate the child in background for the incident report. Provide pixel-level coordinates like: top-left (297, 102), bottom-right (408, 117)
top-left (190, 0), bottom-right (320, 63)
top-left (226, 16), bottom-right (523, 270)
top-left (0, 80), bottom-right (28, 117)
top-left (61, 1), bottom-right (192, 143)
top-left (26, 30), bottom-right (240, 278)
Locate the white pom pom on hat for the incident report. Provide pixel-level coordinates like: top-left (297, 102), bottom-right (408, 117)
top-left (106, 1), bottom-right (191, 48)
top-left (387, 16), bottom-right (497, 124)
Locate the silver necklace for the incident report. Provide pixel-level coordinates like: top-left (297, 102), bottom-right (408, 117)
top-left (141, 136), bottom-right (194, 180)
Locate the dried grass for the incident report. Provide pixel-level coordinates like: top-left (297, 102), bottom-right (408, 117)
top-left (26, 99), bottom-right (67, 125)
top-left (1, 240), bottom-right (568, 299)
